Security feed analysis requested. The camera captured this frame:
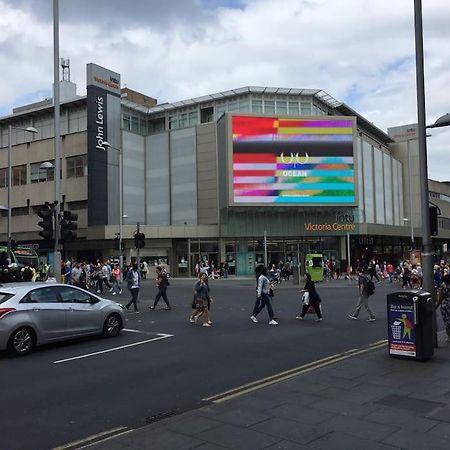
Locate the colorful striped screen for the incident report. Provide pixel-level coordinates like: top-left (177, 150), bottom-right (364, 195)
top-left (232, 116), bottom-right (355, 205)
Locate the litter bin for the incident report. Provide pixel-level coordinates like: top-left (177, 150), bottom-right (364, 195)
top-left (387, 290), bottom-right (434, 361)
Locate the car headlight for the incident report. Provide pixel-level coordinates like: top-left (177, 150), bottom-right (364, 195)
top-left (116, 303), bottom-right (125, 309)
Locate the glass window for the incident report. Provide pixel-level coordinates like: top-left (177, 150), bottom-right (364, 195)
top-left (122, 114), bottom-right (131, 131)
top-left (179, 113), bottom-right (188, 128)
top-left (216, 104), bottom-right (227, 118)
top-left (12, 165), bottom-right (27, 186)
top-left (131, 116), bottom-right (139, 133)
top-left (301, 102), bottom-right (311, 115)
top-left (277, 101), bottom-right (287, 115)
top-left (169, 115), bottom-right (178, 130)
top-left (25, 287), bottom-right (60, 303)
top-left (59, 286), bottom-right (92, 304)
top-left (264, 100), bottom-right (275, 114)
top-left (188, 111), bottom-right (198, 126)
top-left (383, 153), bottom-right (393, 225)
top-left (238, 99), bottom-right (250, 112)
top-left (200, 107), bottom-right (214, 123)
top-left (0, 168), bottom-right (7, 188)
top-left (67, 155), bottom-right (87, 178)
top-left (288, 101), bottom-right (299, 115)
top-left (362, 141), bottom-right (375, 223)
top-left (31, 161), bottom-right (55, 183)
top-left (252, 100), bottom-right (263, 113)
top-left (374, 148), bottom-right (385, 224)
top-left (11, 207), bottom-right (28, 216)
top-left (140, 118), bottom-right (147, 135)
top-left (228, 101), bottom-right (238, 112)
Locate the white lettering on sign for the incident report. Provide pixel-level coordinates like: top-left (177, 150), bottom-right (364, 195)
top-left (95, 96), bottom-right (105, 150)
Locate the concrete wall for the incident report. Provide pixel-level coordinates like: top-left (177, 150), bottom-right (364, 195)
top-left (196, 123), bottom-right (218, 225)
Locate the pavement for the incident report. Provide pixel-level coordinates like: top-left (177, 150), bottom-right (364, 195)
top-left (69, 330), bottom-right (450, 450)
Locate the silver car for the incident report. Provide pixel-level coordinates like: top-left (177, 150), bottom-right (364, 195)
top-left (0, 283), bottom-right (125, 355)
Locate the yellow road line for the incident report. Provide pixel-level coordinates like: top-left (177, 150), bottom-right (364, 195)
top-left (204, 340), bottom-right (387, 404)
top-left (52, 426), bottom-right (132, 450)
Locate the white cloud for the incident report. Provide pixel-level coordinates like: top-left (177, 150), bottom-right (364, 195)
top-left (1, 0), bottom-right (450, 179)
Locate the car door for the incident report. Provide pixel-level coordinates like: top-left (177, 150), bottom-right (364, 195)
top-left (58, 286), bottom-right (103, 335)
top-left (23, 286), bottom-right (67, 342)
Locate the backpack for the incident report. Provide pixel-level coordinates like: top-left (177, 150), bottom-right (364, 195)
top-left (366, 279), bottom-right (375, 296)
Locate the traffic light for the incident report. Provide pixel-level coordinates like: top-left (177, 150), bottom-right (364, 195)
top-left (60, 211), bottom-right (78, 242)
top-left (430, 206), bottom-right (438, 236)
top-left (134, 232), bottom-right (146, 249)
top-left (37, 204), bottom-right (54, 240)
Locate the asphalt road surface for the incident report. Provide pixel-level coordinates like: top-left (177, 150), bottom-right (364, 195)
top-left (1, 277), bottom-right (403, 450)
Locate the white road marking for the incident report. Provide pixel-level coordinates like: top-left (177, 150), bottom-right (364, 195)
top-left (122, 328), bottom-right (145, 333)
top-left (53, 333), bottom-right (174, 364)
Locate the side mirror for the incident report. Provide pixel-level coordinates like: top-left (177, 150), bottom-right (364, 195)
top-left (89, 297), bottom-right (99, 305)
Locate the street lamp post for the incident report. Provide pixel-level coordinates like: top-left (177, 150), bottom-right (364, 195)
top-left (102, 141), bottom-right (124, 274)
top-left (414, 0), bottom-right (433, 298)
top-left (7, 125), bottom-right (38, 254)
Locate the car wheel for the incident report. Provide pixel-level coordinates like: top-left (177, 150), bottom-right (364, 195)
top-left (103, 313), bottom-right (122, 337)
top-left (8, 327), bottom-right (36, 356)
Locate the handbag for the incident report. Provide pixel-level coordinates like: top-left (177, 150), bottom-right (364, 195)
top-left (302, 291), bottom-right (309, 306)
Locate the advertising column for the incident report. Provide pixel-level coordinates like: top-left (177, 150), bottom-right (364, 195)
top-left (86, 63), bottom-right (121, 226)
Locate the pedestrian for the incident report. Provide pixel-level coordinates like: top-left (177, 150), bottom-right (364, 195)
top-left (125, 263), bottom-right (140, 314)
top-left (149, 266), bottom-right (171, 310)
top-left (190, 273), bottom-right (212, 326)
top-left (348, 269), bottom-right (376, 321)
top-left (437, 274), bottom-right (450, 342)
top-left (111, 263), bottom-right (122, 295)
top-left (71, 263), bottom-right (82, 287)
top-left (387, 262), bottom-right (394, 283)
top-left (296, 272), bottom-right (323, 322)
top-left (402, 262), bottom-right (412, 289)
top-left (250, 267), bottom-right (278, 325)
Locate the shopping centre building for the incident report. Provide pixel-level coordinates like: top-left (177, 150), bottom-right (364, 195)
top-left (0, 62), bottom-right (449, 276)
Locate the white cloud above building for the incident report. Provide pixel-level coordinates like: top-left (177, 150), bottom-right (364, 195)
top-left (1, 0), bottom-right (449, 179)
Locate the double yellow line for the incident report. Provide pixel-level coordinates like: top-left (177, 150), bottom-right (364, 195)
top-left (53, 426), bottom-right (133, 450)
top-left (203, 340), bottom-right (387, 404)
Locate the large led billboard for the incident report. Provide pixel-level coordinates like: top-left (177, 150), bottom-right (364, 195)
top-left (231, 115), bottom-right (356, 205)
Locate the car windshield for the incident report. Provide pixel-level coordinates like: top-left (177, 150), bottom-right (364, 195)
top-left (0, 293), bottom-right (14, 304)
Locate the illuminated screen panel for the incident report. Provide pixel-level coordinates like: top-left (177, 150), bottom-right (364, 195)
top-left (232, 116), bottom-right (355, 205)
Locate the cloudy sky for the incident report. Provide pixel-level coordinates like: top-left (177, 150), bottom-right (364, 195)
top-left (1, 0), bottom-right (449, 180)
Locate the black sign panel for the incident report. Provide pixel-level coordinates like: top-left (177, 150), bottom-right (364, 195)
top-left (87, 85), bottom-right (108, 226)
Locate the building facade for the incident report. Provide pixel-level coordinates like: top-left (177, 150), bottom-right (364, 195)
top-left (1, 63), bottom-right (449, 276)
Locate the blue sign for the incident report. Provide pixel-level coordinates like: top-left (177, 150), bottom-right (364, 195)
top-left (388, 301), bottom-right (416, 357)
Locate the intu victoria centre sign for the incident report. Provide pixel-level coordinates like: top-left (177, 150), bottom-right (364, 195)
top-left (304, 211), bottom-right (356, 232)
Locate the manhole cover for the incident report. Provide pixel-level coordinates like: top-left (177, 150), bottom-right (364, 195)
top-left (375, 394), bottom-right (444, 414)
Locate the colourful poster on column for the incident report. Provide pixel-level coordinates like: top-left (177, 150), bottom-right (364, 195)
top-left (388, 301), bottom-right (416, 357)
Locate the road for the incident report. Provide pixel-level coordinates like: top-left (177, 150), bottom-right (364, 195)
top-left (0, 277), bottom-right (398, 450)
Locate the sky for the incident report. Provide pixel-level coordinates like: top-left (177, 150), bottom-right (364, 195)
top-left (1, 0), bottom-right (449, 180)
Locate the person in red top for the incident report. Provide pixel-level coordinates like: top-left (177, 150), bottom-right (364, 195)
top-left (387, 262), bottom-right (394, 283)
top-left (111, 263), bottom-right (122, 295)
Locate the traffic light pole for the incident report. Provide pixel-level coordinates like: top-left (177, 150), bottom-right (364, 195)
top-left (136, 222), bottom-right (140, 267)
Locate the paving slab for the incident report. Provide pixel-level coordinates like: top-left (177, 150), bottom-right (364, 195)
top-left (113, 425), bottom-right (204, 450)
top-left (319, 414), bottom-right (398, 442)
top-left (250, 417), bottom-right (329, 445)
top-left (307, 431), bottom-right (400, 450)
top-left (266, 403), bottom-right (335, 425)
top-left (196, 423), bottom-right (280, 449)
top-left (382, 428), bottom-right (449, 450)
top-left (365, 407), bottom-right (439, 433)
top-left (163, 413), bottom-right (223, 435)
